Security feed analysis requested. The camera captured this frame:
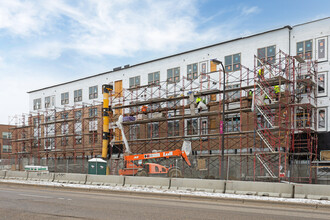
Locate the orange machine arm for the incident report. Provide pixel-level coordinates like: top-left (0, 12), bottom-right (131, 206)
top-left (124, 149), bottom-right (191, 166)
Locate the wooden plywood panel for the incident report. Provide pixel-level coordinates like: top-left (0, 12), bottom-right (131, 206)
top-left (115, 104), bottom-right (122, 116)
top-left (210, 60), bottom-right (217, 72)
top-left (115, 80), bottom-right (122, 97)
top-left (115, 128), bottom-right (122, 141)
top-left (321, 150), bottom-right (330, 161)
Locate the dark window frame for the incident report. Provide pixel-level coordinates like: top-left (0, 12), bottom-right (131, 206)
top-left (224, 53), bottom-right (241, 72)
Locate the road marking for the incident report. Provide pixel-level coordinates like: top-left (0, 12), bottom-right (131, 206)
top-left (19, 194), bottom-right (53, 199)
top-left (58, 197), bottom-right (65, 200)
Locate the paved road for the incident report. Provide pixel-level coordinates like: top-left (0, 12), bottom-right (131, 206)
top-left (0, 183), bottom-right (329, 220)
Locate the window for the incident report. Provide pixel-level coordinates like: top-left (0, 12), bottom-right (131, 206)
top-left (317, 72), bottom-right (327, 97)
top-left (61, 137), bottom-right (69, 146)
top-left (226, 84), bottom-right (240, 101)
top-left (167, 95), bottom-right (180, 109)
top-left (149, 103), bottom-right (161, 111)
top-left (186, 118), bottom-right (198, 135)
top-left (44, 96), bottom-right (55, 108)
top-left (89, 108), bottom-right (98, 117)
top-left (316, 37), bottom-right (327, 61)
top-left (318, 108), bottom-right (326, 130)
top-left (61, 92), bottom-right (69, 105)
top-left (129, 76), bottom-right (140, 88)
top-left (168, 120), bottom-right (180, 137)
top-left (297, 40), bottom-right (312, 60)
top-left (167, 67), bottom-right (180, 83)
top-left (296, 109), bottom-right (310, 128)
top-left (129, 124), bottom-right (140, 140)
top-left (187, 63), bottom-right (198, 80)
top-left (61, 123), bottom-right (69, 135)
top-left (225, 53), bottom-right (241, 72)
top-left (200, 61), bottom-right (207, 80)
top-left (201, 118), bottom-right (208, 135)
top-left (44, 138), bottom-right (55, 150)
top-left (33, 98), bottom-right (41, 110)
top-left (129, 106), bottom-right (139, 114)
top-left (74, 89), bottom-right (82, 102)
top-left (257, 45), bottom-right (276, 65)
top-left (75, 135), bottom-right (82, 145)
top-left (147, 122), bottom-right (159, 138)
top-left (2, 132), bottom-right (12, 139)
top-left (45, 115), bottom-right (55, 122)
top-left (61, 112), bottom-right (69, 120)
top-left (89, 86), bottom-right (98, 99)
top-left (185, 117), bottom-right (208, 136)
top-left (148, 72), bottom-right (160, 86)
top-left (2, 145), bottom-right (12, 153)
top-left (75, 110), bottom-right (82, 120)
top-left (33, 118), bottom-right (40, 127)
top-left (89, 131), bottom-right (98, 144)
top-left (2, 132), bottom-right (11, 146)
top-left (225, 114), bottom-right (240, 132)
top-left (89, 119), bottom-right (98, 131)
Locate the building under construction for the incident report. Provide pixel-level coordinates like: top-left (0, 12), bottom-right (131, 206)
top-left (9, 18), bottom-right (330, 183)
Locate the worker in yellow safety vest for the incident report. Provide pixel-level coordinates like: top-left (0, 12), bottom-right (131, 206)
top-left (274, 85), bottom-right (280, 94)
top-left (258, 68), bottom-right (264, 79)
top-left (196, 97), bottom-right (202, 105)
top-left (274, 85), bottom-right (280, 100)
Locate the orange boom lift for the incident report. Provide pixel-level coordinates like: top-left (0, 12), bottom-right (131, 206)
top-left (118, 148), bottom-right (191, 177)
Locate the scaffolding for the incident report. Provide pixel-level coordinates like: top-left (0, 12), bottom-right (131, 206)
top-left (9, 49), bottom-right (319, 182)
top-left (10, 101), bottom-right (103, 173)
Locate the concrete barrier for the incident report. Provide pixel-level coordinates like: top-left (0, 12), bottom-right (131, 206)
top-left (294, 183), bottom-right (330, 200)
top-left (124, 176), bottom-right (170, 189)
top-left (54, 173), bottom-right (86, 184)
top-left (86, 175), bottom-right (124, 186)
top-left (225, 181), bottom-right (293, 198)
top-left (0, 170), bottom-right (6, 179)
top-left (28, 172), bottom-right (54, 182)
top-left (5, 171), bottom-right (28, 180)
top-left (170, 178), bottom-right (225, 193)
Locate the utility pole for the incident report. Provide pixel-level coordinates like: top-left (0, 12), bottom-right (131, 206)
top-left (211, 59), bottom-right (226, 180)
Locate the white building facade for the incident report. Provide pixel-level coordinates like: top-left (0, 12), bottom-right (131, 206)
top-left (28, 17), bottom-right (330, 151)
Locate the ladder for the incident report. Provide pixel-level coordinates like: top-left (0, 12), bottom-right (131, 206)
top-left (255, 105), bottom-right (274, 128)
top-left (256, 153), bottom-right (277, 178)
top-left (256, 81), bottom-right (276, 104)
top-left (256, 130), bottom-right (275, 153)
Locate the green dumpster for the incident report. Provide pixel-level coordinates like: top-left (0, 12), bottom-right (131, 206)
top-left (88, 158), bottom-right (107, 175)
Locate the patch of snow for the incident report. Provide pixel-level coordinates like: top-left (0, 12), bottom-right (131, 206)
top-left (1, 179), bottom-right (330, 206)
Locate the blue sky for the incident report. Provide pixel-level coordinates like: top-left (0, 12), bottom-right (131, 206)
top-left (0, 0), bottom-right (329, 124)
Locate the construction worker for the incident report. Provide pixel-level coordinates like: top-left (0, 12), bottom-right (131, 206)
top-left (196, 97), bottom-right (207, 113)
top-left (274, 85), bottom-right (280, 100)
top-left (264, 94), bottom-right (270, 104)
top-left (258, 68), bottom-right (264, 80)
top-left (196, 97), bottom-right (202, 105)
top-left (141, 105), bottom-right (148, 113)
top-left (248, 90), bottom-right (253, 97)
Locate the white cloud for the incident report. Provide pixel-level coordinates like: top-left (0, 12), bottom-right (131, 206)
top-left (0, 0), bottom-right (259, 124)
top-left (0, 0), bottom-right (234, 58)
top-left (241, 6), bottom-right (260, 16)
